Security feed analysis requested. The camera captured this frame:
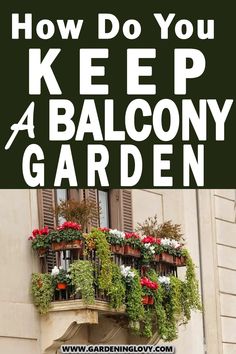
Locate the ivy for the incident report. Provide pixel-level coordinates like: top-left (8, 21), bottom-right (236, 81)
top-left (69, 260), bottom-right (95, 304)
top-left (126, 270), bottom-right (144, 333)
top-left (109, 263), bottom-right (126, 310)
top-left (31, 273), bottom-right (54, 314)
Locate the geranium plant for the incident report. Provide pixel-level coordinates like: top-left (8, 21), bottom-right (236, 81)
top-left (51, 266), bottom-right (71, 288)
top-left (28, 226), bottom-right (50, 250)
top-left (50, 221), bottom-right (83, 244)
top-left (125, 232), bottom-right (142, 249)
top-left (107, 229), bottom-right (125, 246)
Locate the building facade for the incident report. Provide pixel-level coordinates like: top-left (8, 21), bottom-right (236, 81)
top-left (0, 189), bottom-right (235, 354)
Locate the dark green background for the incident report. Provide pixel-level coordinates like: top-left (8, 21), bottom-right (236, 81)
top-left (1, 0), bottom-right (235, 188)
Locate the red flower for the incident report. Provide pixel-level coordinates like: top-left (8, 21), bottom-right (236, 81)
top-left (142, 236), bottom-right (156, 244)
top-left (140, 277), bottom-right (158, 290)
top-left (58, 221), bottom-right (82, 231)
top-left (156, 238), bottom-right (161, 245)
top-left (29, 226), bottom-right (49, 240)
top-left (98, 227), bottom-right (110, 232)
top-left (125, 232), bottom-right (140, 239)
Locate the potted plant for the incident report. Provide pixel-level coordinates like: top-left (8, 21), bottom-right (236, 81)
top-left (107, 229), bottom-right (125, 255)
top-left (140, 277), bottom-right (158, 305)
top-left (141, 236), bottom-right (158, 263)
top-left (124, 232), bottom-right (141, 257)
top-left (28, 226), bottom-right (50, 256)
top-left (51, 266), bottom-right (71, 290)
top-left (50, 221), bottom-right (84, 251)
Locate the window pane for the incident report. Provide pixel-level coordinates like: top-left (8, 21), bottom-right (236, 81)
top-left (98, 190), bottom-right (109, 228)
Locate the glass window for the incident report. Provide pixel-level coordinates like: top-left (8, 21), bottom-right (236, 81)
top-left (98, 190), bottom-right (110, 228)
top-left (55, 189), bottom-right (67, 225)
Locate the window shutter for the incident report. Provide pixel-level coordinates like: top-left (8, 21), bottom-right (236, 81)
top-left (121, 189), bottom-right (133, 232)
top-left (84, 189), bottom-right (99, 228)
top-left (37, 189), bottom-right (56, 272)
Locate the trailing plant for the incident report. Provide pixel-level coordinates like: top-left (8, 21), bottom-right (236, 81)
top-left (85, 228), bottom-right (113, 292)
top-left (69, 260), bottom-right (95, 304)
top-left (181, 249), bottom-right (202, 322)
top-left (142, 308), bottom-right (153, 338)
top-left (31, 273), bottom-right (54, 314)
top-left (125, 269), bottom-right (144, 333)
top-left (108, 264), bottom-right (126, 310)
top-left (54, 198), bottom-right (100, 231)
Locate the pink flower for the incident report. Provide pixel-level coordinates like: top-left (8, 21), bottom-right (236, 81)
top-left (58, 221), bottom-right (82, 231)
top-left (125, 232), bottom-right (140, 239)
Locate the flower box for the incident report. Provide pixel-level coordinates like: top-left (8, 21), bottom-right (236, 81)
top-left (52, 240), bottom-right (82, 251)
top-left (56, 283), bottom-right (67, 290)
top-left (153, 254), bottom-right (160, 262)
top-left (124, 245), bottom-right (141, 257)
top-left (36, 247), bottom-right (47, 257)
top-left (175, 256), bottom-right (186, 266)
top-left (110, 245), bottom-right (124, 255)
top-left (160, 252), bottom-right (174, 264)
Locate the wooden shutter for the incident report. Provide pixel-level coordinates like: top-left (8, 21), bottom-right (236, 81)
top-left (121, 189), bottom-right (133, 232)
top-left (84, 189), bottom-right (99, 228)
top-left (37, 189), bottom-right (56, 272)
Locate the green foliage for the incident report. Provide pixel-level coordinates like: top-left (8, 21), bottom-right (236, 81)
top-left (69, 260), bottom-right (95, 304)
top-left (54, 198), bottom-right (100, 231)
top-left (126, 270), bottom-right (144, 333)
top-left (31, 273), bottom-right (54, 314)
top-left (50, 228), bottom-right (83, 243)
top-left (143, 308), bottom-right (153, 338)
top-left (86, 229), bottom-right (113, 291)
top-left (108, 264), bottom-right (126, 310)
top-left (181, 250), bottom-right (202, 322)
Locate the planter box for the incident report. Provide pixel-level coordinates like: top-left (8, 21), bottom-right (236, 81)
top-left (124, 245), bottom-right (141, 257)
top-left (160, 252), bottom-right (174, 264)
top-left (153, 254), bottom-right (160, 262)
top-left (174, 256), bottom-right (186, 267)
top-left (52, 240), bottom-right (82, 251)
top-left (36, 247), bottom-right (47, 257)
top-left (110, 245), bottom-right (124, 255)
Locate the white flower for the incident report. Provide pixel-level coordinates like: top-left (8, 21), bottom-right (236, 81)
top-left (149, 245), bottom-right (155, 254)
top-left (158, 276), bottom-right (170, 285)
top-left (160, 238), bottom-right (171, 246)
top-left (170, 240), bottom-right (181, 249)
top-left (51, 266), bottom-right (59, 276)
top-left (120, 265), bottom-right (135, 279)
top-left (109, 229), bottom-right (125, 239)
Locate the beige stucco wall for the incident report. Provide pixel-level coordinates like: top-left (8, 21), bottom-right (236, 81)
top-left (0, 190), bottom-right (41, 354)
top-left (1, 189), bottom-right (235, 354)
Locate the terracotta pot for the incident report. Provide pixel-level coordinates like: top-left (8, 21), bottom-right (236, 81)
top-left (124, 245), bottom-right (141, 257)
top-left (142, 295), bottom-right (149, 305)
top-left (160, 252), bottom-right (174, 264)
top-left (180, 256), bottom-right (186, 266)
top-left (153, 254), bottom-right (160, 262)
top-left (174, 256), bottom-right (182, 266)
top-left (148, 296), bottom-right (154, 305)
top-left (111, 245), bottom-right (124, 255)
top-left (36, 247), bottom-right (47, 257)
top-left (57, 283), bottom-right (67, 290)
top-left (52, 240), bottom-right (82, 251)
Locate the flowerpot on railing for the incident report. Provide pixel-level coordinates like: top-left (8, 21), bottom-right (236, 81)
top-left (56, 283), bottom-right (67, 290)
top-left (160, 252), bottom-right (174, 264)
top-left (148, 296), bottom-right (154, 305)
top-left (124, 245), bottom-right (141, 257)
top-left (142, 295), bottom-right (149, 304)
top-left (36, 247), bottom-right (47, 257)
top-left (52, 240), bottom-right (82, 251)
top-left (110, 245), bottom-right (125, 255)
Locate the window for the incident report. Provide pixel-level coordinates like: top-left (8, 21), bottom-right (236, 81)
top-left (55, 189), bottom-right (68, 225)
top-left (98, 189), bottom-right (110, 228)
